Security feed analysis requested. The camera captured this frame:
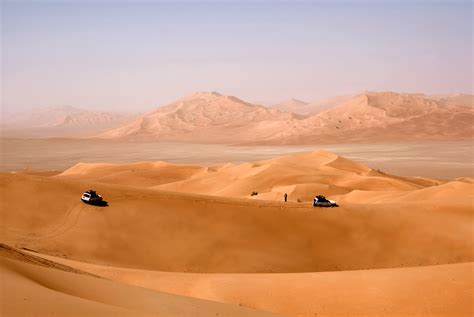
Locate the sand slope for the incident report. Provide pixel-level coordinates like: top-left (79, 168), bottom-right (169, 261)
top-left (2, 105), bottom-right (133, 138)
top-left (59, 161), bottom-right (206, 187)
top-left (57, 150), bottom-right (440, 202)
top-left (429, 93), bottom-right (473, 108)
top-left (273, 94), bottom-right (355, 115)
top-left (0, 245), bottom-right (279, 317)
top-left (98, 91), bottom-right (298, 142)
top-left (272, 98), bottom-right (310, 115)
top-left (96, 91), bottom-right (474, 144)
top-left (21, 250), bottom-right (474, 317)
top-left (271, 92), bottom-right (474, 144)
top-left (2, 149), bottom-right (472, 316)
top-left (1, 170), bottom-right (472, 273)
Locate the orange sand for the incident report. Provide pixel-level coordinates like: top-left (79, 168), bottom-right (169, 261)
top-left (1, 150), bottom-right (472, 316)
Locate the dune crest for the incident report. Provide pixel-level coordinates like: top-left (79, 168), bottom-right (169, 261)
top-left (0, 244), bottom-right (279, 317)
top-left (3, 150), bottom-right (472, 274)
top-left (56, 150), bottom-right (450, 202)
top-left (2, 171), bottom-right (473, 274)
top-left (2, 148), bottom-right (473, 316)
top-left (98, 91), bottom-right (297, 142)
top-left (94, 91), bottom-right (473, 144)
top-left (2, 105), bottom-right (134, 138)
top-left (18, 249), bottom-right (474, 317)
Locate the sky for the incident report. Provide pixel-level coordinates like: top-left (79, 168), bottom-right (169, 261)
top-left (1, 0), bottom-right (472, 114)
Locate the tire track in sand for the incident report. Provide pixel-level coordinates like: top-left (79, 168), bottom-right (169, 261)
top-left (33, 203), bottom-right (88, 240)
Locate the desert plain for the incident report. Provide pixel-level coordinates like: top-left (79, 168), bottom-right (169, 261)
top-left (1, 91), bottom-right (473, 317)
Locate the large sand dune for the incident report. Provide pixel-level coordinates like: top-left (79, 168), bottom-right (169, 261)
top-left (96, 91), bottom-right (473, 144)
top-left (98, 91), bottom-right (298, 142)
top-left (1, 150), bottom-right (472, 315)
top-left (57, 150), bottom-right (441, 200)
top-left (273, 94), bottom-right (355, 115)
top-left (4, 91), bottom-right (471, 142)
top-left (272, 98), bottom-right (311, 115)
top-left (15, 249), bottom-right (474, 317)
top-left (2, 151), bottom-right (473, 273)
top-left (1, 105), bottom-right (133, 138)
top-left (0, 244), bottom-right (279, 317)
top-left (271, 92), bottom-right (474, 145)
top-left (429, 93), bottom-right (473, 108)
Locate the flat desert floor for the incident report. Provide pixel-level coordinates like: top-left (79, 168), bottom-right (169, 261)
top-left (0, 144), bottom-right (473, 316)
top-left (1, 138), bottom-right (473, 179)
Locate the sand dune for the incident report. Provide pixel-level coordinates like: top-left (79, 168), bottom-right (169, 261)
top-left (1, 105), bottom-right (133, 138)
top-left (0, 245), bottom-right (279, 317)
top-left (2, 150), bottom-right (472, 315)
top-left (19, 249), bottom-right (474, 317)
top-left (331, 179), bottom-right (474, 206)
top-left (1, 164), bottom-right (472, 273)
top-left (270, 92), bottom-right (474, 145)
top-left (57, 150), bottom-right (439, 201)
top-left (273, 94), bottom-right (355, 115)
top-left (429, 93), bottom-right (473, 108)
top-left (95, 91), bottom-right (473, 144)
top-left (4, 91), bottom-right (471, 142)
top-left (3, 105), bottom-right (85, 128)
top-left (98, 91), bottom-right (298, 142)
top-left (272, 98), bottom-right (310, 115)
top-left (59, 161), bottom-right (206, 187)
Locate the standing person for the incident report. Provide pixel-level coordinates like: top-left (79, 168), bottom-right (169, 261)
top-left (284, 193), bottom-right (288, 202)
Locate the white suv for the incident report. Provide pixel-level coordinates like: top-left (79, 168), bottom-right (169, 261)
top-left (313, 195), bottom-right (338, 207)
top-left (81, 190), bottom-right (103, 203)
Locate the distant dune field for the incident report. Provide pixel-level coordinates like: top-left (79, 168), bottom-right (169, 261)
top-left (3, 91), bottom-right (473, 143)
top-left (96, 91), bottom-right (473, 144)
top-left (1, 138), bottom-right (473, 179)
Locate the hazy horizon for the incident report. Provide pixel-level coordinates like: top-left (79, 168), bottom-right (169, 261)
top-left (2, 0), bottom-right (472, 114)
top-left (2, 89), bottom-right (473, 116)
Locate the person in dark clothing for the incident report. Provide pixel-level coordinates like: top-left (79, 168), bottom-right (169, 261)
top-left (284, 193), bottom-right (288, 202)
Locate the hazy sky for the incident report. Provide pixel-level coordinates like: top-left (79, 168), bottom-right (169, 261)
top-left (1, 0), bottom-right (472, 113)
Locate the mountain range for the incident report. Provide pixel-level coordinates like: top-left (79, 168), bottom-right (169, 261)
top-left (98, 91), bottom-right (473, 144)
top-left (273, 94), bottom-right (355, 115)
top-left (1, 106), bottom-right (134, 137)
top-left (2, 92), bottom-right (472, 143)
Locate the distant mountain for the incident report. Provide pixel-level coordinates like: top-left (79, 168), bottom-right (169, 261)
top-left (3, 105), bottom-right (83, 128)
top-left (427, 93), bottom-right (473, 108)
top-left (99, 91), bottom-right (300, 142)
top-left (5, 91), bottom-right (471, 143)
top-left (1, 105), bottom-right (134, 137)
top-left (272, 98), bottom-right (310, 115)
top-left (99, 91), bottom-right (473, 144)
top-left (302, 94), bottom-right (356, 115)
top-left (273, 95), bottom-right (356, 115)
top-left (265, 92), bottom-right (474, 144)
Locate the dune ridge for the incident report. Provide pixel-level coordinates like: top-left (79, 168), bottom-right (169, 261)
top-left (1, 105), bottom-right (134, 138)
top-left (98, 91), bottom-right (298, 142)
top-left (2, 149), bottom-right (473, 316)
top-left (0, 245), bottom-right (279, 317)
top-left (274, 94), bottom-right (356, 115)
top-left (56, 150), bottom-right (442, 202)
top-left (96, 91), bottom-right (473, 144)
top-left (2, 150), bottom-right (472, 274)
top-left (4, 91), bottom-right (472, 142)
top-left (18, 249), bottom-right (474, 317)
